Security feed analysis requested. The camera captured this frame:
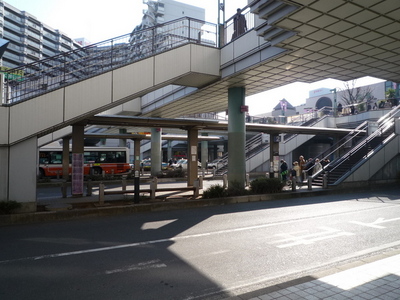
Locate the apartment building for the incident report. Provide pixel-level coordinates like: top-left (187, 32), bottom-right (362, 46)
top-left (0, 1), bottom-right (82, 70)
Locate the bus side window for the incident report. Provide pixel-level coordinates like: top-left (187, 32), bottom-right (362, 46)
top-left (116, 152), bottom-right (125, 162)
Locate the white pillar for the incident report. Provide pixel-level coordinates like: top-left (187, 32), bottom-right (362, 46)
top-left (151, 128), bottom-right (162, 176)
top-left (3, 137), bottom-right (37, 212)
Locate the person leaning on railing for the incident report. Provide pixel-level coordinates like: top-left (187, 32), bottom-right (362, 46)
top-left (232, 8), bottom-right (247, 39)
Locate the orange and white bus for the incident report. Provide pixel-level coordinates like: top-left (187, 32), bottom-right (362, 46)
top-left (38, 146), bottom-right (132, 178)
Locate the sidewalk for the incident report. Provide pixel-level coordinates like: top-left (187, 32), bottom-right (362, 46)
top-left (234, 250), bottom-right (400, 300)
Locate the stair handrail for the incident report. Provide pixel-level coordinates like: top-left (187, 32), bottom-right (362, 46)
top-left (321, 113), bottom-right (396, 182)
top-left (2, 17), bottom-right (217, 105)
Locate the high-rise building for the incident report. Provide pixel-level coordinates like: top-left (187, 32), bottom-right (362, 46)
top-left (135, 0), bottom-right (205, 31)
top-left (0, 1), bottom-right (82, 70)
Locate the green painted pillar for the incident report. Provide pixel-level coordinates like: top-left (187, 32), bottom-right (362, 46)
top-left (201, 132), bottom-right (208, 169)
top-left (187, 127), bottom-right (199, 186)
top-left (228, 87), bottom-right (246, 187)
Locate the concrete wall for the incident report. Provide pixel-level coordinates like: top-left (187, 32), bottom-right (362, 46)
top-left (220, 29), bottom-right (287, 78)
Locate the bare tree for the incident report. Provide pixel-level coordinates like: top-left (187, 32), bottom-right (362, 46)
top-left (339, 80), bottom-right (376, 106)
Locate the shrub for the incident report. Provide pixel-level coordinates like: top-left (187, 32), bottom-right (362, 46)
top-left (0, 200), bottom-right (22, 215)
top-left (202, 184), bottom-right (227, 199)
top-left (226, 180), bottom-right (249, 196)
top-left (250, 177), bottom-right (284, 194)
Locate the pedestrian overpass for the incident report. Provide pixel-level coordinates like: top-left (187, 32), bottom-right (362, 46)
top-left (1, 0), bottom-right (400, 211)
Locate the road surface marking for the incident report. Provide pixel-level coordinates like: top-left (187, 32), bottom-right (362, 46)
top-left (350, 217), bottom-right (400, 229)
top-left (271, 227), bottom-right (354, 248)
top-left (105, 259), bottom-right (167, 274)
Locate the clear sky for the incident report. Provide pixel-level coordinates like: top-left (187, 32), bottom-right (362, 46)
top-left (5, 0), bottom-right (385, 115)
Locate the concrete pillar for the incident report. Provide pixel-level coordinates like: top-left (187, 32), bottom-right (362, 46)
top-left (133, 138), bottom-right (141, 175)
top-left (62, 136), bottom-right (69, 181)
top-left (119, 128), bottom-right (127, 147)
top-left (269, 134), bottom-right (280, 178)
top-left (228, 87), bottom-right (246, 187)
top-left (0, 137), bottom-right (37, 212)
top-left (0, 145), bottom-right (9, 202)
top-left (167, 140), bottom-right (172, 162)
top-left (187, 127), bottom-right (199, 186)
top-left (151, 127), bottom-right (162, 176)
top-left (71, 124), bottom-right (84, 196)
top-left (201, 133), bottom-right (208, 169)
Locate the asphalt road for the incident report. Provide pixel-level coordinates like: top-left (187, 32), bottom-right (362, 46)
top-left (1, 187), bottom-right (400, 300)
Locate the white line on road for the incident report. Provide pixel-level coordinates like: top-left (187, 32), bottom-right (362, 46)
top-left (350, 216), bottom-right (400, 229)
top-left (0, 219), bottom-right (311, 264)
top-left (271, 227), bottom-right (354, 248)
top-left (2, 207), bottom-right (400, 265)
top-left (105, 259), bottom-right (167, 275)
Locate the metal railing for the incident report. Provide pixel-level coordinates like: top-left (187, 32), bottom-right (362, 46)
top-left (224, 5), bottom-right (255, 45)
top-left (310, 105), bottom-right (400, 184)
top-left (1, 17), bottom-right (217, 105)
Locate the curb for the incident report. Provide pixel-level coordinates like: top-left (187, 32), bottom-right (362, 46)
top-left (0, 189), bottom-right (331, 226)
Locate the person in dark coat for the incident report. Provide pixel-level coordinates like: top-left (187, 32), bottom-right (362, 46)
top-left (232, 8), bottom-right (247, 39)
top-left (280, 159), bottom-right (288, 181)
top-left (305, 158), bottom-right (314, 179)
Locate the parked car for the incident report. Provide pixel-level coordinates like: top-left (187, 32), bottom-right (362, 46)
top-left (207, 159), bottom-right (224, 169)
top-left (171, 159), bottom-right (201, 170)
top-left (141, 159), bottom-right (168, 171)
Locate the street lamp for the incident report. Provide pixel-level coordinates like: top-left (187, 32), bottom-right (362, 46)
top-left (330, 88), bottom-right (337, 117)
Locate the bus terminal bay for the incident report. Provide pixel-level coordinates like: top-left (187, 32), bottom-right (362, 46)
top-left (1, 0), bottom-right (400, 213)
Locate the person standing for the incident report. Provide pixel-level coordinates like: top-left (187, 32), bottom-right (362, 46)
top-left (232, 8), bottom-right (247, 39)
top-left (292, 161), bottom-right (301, 185)
top-left (280, 159), bottom-right (288, 182)
top-left (313, 158), bottom-right (323, 174)
top-left (299, 155), bottom-right (306, 182)
top-left (305, 158), bottom-right (314, 179)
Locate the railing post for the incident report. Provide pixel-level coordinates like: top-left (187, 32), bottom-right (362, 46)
top-left (134, 171), bottom-right (140, 204)
top-left (99, 183), bottom-right (105, 205)
top-left (193, 178), bottom-right (199, 198)
top-left (150, 177), bottom-right (158, 200)
top-left (223, 174), bottom-right (228, 188)
top-left (152, 27), bottom-right (156, 54)
top-left (198, 176), bottom-right (203, 189)
top-left (0, 73), bottom-right (4, 104)
top-left (188, 18), bottom-right (191, 41)
top-left (291, 177), bottom-right (296, 191)
top-left (307, 177), bottom-right (312, 190)
top-left (323, 174), bottom-right (328, 189)
top-left (110, 39), bottom-right (114, 69)
top-left (61, 181), bottom-right (68, 198)
top-left (86, 180), bottom-right (92, 196)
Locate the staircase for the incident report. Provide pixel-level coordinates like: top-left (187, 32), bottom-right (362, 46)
top-left (311, 105), bottom-right (400, 186)
top-left (214, 114), bottom-right (326, 175)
